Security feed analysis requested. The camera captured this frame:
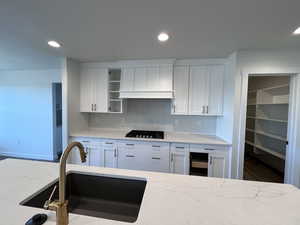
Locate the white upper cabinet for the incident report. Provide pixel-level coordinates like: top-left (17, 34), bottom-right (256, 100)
top-left (80, 69), bottom-right (93, 112)
top-left (172, 66), bottom-right (189, 115)
top-left (189, 66), bottom-right (210, 115)
top-left (80, 68), bottom-right (108, 113)
top-left (172, 64), bottom-right (224, 116)
top-left (119, 60), bottom-right (174, 98)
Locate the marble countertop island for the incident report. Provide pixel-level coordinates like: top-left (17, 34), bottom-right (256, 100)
top-left (70, 129), bottom-right (231, 146)
top-left (2, 159), bottom-right (300, 225)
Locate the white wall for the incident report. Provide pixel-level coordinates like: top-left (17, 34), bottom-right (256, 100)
top-left (230, 50), bottom-right (300, 180)
top-left (216, 52), bottom-right (236, 142)
top-left (62, 58), bottom-right (89, 148)
top-left (0, 69), bottom-right (61, 160)
top-left (89, 99), bottom-right (217, 134)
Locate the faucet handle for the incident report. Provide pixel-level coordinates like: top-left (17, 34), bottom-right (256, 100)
top-left (43, 185), bottom-right (57, 210)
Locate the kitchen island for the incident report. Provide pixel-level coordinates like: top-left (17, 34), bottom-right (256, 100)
top-left (1, 158), bottom-right (300, 225)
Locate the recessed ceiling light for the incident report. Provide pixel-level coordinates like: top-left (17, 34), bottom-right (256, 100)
top-left (157, 32), bottom-right (169, 42)
top-left (293, 27), bottom-right (300, 35)
top-left (47, 40), bottom-right (61, 48)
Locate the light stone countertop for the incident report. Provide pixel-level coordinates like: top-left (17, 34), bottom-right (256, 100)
top-left (70, 129), bottom-right (231, 146)
top-left (2, 159), bottom-right (300, 225)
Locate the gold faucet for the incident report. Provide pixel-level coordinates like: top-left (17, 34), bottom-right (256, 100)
top-left (44, 142), bottom-right (87, 225)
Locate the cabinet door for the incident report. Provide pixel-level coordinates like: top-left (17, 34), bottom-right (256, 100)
top-left (189, 66), bottom-right (209, 115)
top-left (89, 146), bottom-right (102, 167)
top-left (80, 69), bottom-right (94, 112)
top-left (94, 68), bottom-right (109, 113)
top-left (208, 65), bottom-right (224, 115)
top-left (120, 68), bottom-right (135, 92)
top-left (170, 144), bottom-right (189, 174)
top-left (172, 66), bottom-right (189, 115)
top-left (208, 153), bottom-right (227, 178)
top-left (102, 148), bottom-right (117, 168)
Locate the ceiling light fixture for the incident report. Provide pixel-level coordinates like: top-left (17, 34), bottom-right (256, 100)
top-left (47, 40), bottom-right (61, 48)
top-left (293, 27), bottom-right (300, 35)
top-left (157, 32), bottom-right (169, 42)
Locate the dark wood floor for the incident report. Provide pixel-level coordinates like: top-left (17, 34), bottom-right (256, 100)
top-left (244, 156), bottom-right (284, 183)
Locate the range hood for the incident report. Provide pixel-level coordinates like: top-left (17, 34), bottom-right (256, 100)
top-left (120, 91), bottom-right (173, 99)
top-left (119, 60), bottom-right (174, 99)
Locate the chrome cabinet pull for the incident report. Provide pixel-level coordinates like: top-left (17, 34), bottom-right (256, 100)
top-left (126, 155), bottom-right (135, 158)
top-left (95, 104), bottom-right (97, 111)
top-left (152, 145), bottom-right (160, 148)
top-left (105, 142), bottom-right (113, 145)
top-left (152, 157), bottom-right (161, 160)
top-left (175, 146), bottom-right (184, 149)
top-left (171, 153), bottom-right (174, 162)
top-left (209, 156), bottom-right (212, 165)
top-left (202, 106), bottom-right (205, 114)
top-left (126, 143), bottom-right (134, 146)
top-left (204, 148), bottom-right (215, 151)
top-left (114, 149), bottom-right (117, 157)
top-left (91, 104), bottom-right (93, 111)
top-left (206, 106), bottom-right (209, 114)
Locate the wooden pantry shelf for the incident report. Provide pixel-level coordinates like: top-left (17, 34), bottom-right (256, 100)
top-left (247, 116), bottom-right (288, 123)
top-left (245, 141), bottom-right (285, 160)
top-left (246, 128), bottom-right (287, 142)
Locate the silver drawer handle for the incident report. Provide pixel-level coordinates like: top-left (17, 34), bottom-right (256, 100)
top-left (126, 144), bottom-right (135, 146)
top-left (175, 146), bottom-right (184, 149)
top-left (152, 145), bottom-right (160, 148)
top-left (105, 142), bottom-right (113, 145)
top-left (204, 148), bottom-right (215, 151)
top-left (126, 155), bottom-right (135, 158)
top-left (82, 140), bottom-right (90, 143)
top-left (152, 157), bottom-right (161, 160)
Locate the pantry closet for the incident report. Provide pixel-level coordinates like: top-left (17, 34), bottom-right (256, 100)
top-left (244, 76), bottom-right (290, 183)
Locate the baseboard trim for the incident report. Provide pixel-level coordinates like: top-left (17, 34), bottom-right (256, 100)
top-left (0, 152), bottom-right (53, 161)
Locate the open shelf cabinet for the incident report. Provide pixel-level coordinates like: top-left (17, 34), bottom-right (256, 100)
top-left (245, 81), bottom-right (289, 162)
top-left (108, 69), bottom-right (124, 113)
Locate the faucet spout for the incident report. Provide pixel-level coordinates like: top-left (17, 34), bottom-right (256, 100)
top-left (59, 142), bottom-right (86, 203)
top-left (45, 142), bottom-right (87, 225)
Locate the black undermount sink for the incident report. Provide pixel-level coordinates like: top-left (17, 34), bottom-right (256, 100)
top-left (20, 172), bottom-right (147, 223)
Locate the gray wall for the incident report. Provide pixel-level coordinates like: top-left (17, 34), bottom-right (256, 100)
top-left (0, 69), bottom-right (61, 160)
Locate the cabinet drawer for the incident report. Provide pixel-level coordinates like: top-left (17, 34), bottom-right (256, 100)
top-left (149, 142), bottom-right (169, 151)
top-left (190, 144), bottom-right (227, 153)
top-left (171, 143), bottom-right (189, 153)
top-left (118, 141), bottom-right (136, 149)
top-left (103, 140), bottom-right (116, 149)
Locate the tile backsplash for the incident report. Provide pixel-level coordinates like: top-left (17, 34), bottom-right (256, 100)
top-left (88, 99), bottom-right (217, 134)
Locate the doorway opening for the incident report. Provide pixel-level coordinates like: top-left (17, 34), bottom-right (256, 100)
top-left (52, 83), bottom-right (62, 161)
top-left (243, 75), bottom-right (290, 183)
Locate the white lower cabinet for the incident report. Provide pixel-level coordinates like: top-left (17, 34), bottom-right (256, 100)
top-left (117, 142), bottom-right (170, 172)
top-left (69, 138), bottom-right (230, 178)
top-left (117, 142), bottom-right (140, 170)
top-left (170, 144), bottom-right (189, 175)
top-left (143, 143), bottom-right (170, 173)
top-left (208, 152), bottom-right (228, 178)
top-left (102, 141), bottom-right (118, 168)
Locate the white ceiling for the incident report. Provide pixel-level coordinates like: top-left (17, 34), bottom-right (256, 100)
top-left (1, 0), bottom-right (300, 69)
